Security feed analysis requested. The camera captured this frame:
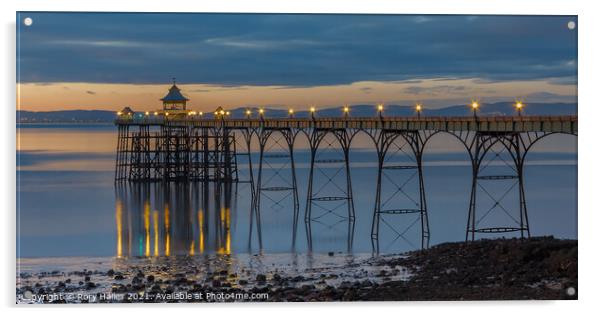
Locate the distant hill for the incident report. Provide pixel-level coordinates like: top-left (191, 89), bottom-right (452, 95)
top-left (17, 110), bottom-right (117, 123)
top-left (17, 102), bottom-right (577, 123)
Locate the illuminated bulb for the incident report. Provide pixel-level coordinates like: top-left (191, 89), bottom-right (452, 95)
top-left (259, 108), bottom-right (265, 114)
top-left (117, 111), bottom-right (122, 116)
top-left (145, 111), bottom-right (149, 116)
top-left (471, 101), bottom-right (479, 109)
top-left (154, 112), bottom-right (158, 116)
top-left (226, 111), bottom-right (230, 116)
top-left (310, 106), bottom-right (316, 113)
top-left (246, 109), bottom-right (251, 115)
top-left (165, 112), bottom-right (169, 116)
top-left (343, 105), bottom-right (350, 113)
top-left (415, 103), bottom-right (422, 112)
top-left (377, 104), bottom-right (384, 112)
top-left (289, 109), bottom-right (294, 114)
top-left (515, 102), bottom-right (523, 109)
top-left (220, 110), bottom-right (225, 115)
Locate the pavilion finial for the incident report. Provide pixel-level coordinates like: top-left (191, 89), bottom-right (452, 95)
top-left (172, 77), bottom-right (176, 85)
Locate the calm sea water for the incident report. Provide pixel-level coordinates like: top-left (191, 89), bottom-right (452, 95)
top-left (16, 124), bottom-right (577, 259)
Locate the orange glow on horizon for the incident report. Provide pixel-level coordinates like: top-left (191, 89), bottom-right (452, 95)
top-left (16, 79), bottom-right (576, 112)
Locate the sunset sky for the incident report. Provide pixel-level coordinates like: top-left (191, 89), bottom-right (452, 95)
top-left (16, 13), bottom-right (577, 112)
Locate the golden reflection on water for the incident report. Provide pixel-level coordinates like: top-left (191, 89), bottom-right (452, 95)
top-left (198, 210), bottom-right (205, 254)
top-left (144, 201), bottom-right (150, 257)
top-left (115, 199), bottom-right (123, 258)
top-left (115, 183), bottom-right (233, 258)
top-left (153, 210), bottom-right (159, 257)
top-left (164, 203), bottom-right (170, 257)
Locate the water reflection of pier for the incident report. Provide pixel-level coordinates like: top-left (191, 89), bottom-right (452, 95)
top-left (114, 180), bottom-right (357, 257)
top-left (115, 182), bottom-right (236, 258)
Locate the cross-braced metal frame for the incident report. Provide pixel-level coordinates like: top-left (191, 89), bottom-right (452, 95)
top-left (304, 128), bottom-right (356, 252)
top-left (456, 130), bottom-right (575, 241)
top-left (115, 124), bottom-right (240, 182)
top-left (254, 128), bottom-right (300, 249)
top-left (370, 129), bottom-right (432, 253)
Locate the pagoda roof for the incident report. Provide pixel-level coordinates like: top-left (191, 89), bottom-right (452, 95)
top-left (161, 84), bottom-right (189, 102)
top-left (121, 106), bottom-right (135, 115)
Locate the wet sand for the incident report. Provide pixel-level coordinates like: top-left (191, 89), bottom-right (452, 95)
top-left (16, 237), bottom-right (576, 303)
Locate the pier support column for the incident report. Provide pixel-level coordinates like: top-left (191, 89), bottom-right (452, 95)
top-left (465, 132), bottom-right (530, 241)
top-left (236, 129), bottom-right (259, 250)
top-left (371, 130), bottom-right (431, 253)
top-left (128, 125), bottom-right (152, 181)
top-left (115, 124), bottom-right (130, 182)
top-left (304, 128), bottom-right (356, 252)
top-left (254, 128), bottom-right (300, 249)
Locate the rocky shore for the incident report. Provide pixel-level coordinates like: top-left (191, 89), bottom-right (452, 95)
top-left (354, 236), bottom-right (577, 300)
top-left (16, 237), bottom-right (576, 303)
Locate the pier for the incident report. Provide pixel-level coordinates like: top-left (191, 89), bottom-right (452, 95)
top-left (114, 83), bottom-right (577, 252)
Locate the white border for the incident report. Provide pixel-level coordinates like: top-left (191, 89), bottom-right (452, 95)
top-left (2, 0), bottom-right (600, 315)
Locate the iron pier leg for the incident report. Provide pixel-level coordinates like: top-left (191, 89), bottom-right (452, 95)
top-left (371, 131), bottom-right (429, 253)
top-left (304, 145), bottom-right (316, 251)
top-left (370, 156), bottom-right (383, 253)
top-left (254, 140), bottom-right (265, 249)
top-left (417, 155), bottom-right (430, 249)
top-left (289, 140), bottom-right (300, 248)
top-left (304, 130), bottom-right (356, 253)
top-left (465, 132), bottom-right (530, 241)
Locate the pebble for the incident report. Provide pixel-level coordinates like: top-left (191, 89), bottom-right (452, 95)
top-left (256, 274), bottom-right (267, 282)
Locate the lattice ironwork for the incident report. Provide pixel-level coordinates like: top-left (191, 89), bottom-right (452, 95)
top-left (371, 130), bottom-right (431, 253)
top-left (115, 123), bottom-right (241, 182)
top-left (304, 128), bottom-right (356, 252)
top-left (254, 128), bottom-right (300, 249)
top-left (466, 132), bottom-right (530, 240)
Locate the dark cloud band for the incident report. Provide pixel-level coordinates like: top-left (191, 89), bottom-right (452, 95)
top-left (17, 13), bottom-right (577, 86)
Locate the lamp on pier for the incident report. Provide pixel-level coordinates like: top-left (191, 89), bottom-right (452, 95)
top-left (470, 99), bottom-right (480, 120)
top-left (310, 106), bottom-right (316, 120)
top-left (377, 103), bottom-right (384, 119)
top-left (245, 109), bottom-right (252, 119)
top-left (343, 105), bottom-right (350, 118)
top-left (415, 102), bottom-right (423, 118)
top-left (514, 99), bottom-right (525, 117)
top-left (213, 106), bottom-right (226, 120)
top-left (144, 111), bottom-right (149, 116)
top-left (259, 108), bottom-right (265, 120)
top-left (288, 108), bottom-right (294, 118)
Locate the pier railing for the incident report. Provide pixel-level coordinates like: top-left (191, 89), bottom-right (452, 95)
top-left (115, 115), bottom-right (577, 133)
